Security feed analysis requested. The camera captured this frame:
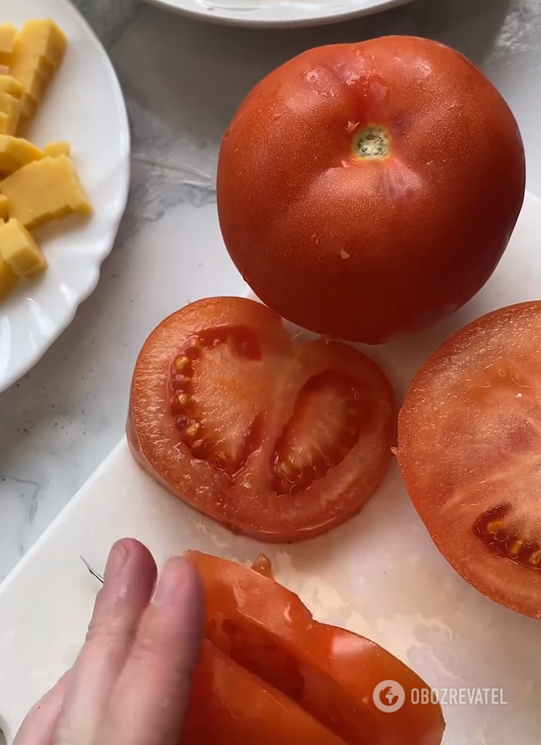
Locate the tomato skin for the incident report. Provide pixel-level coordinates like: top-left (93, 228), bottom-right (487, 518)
top-left (186, 551), bottom-right (445, 745)
top-left (217, 36), bottom-right (525, 344)
top-left (397, 301), bottom-right (541, 618)
top-left (128, 296), bottom-right (395, 543)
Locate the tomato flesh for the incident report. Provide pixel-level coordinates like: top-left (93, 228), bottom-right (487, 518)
top-left (128, 297), bottom-right (396, 542)
top-left (184, 552), bottom-right (445, 745)
top-left (397, 301), bottom-right (541, 617)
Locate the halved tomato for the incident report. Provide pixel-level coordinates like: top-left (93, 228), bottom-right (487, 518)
top-left (182, 552), bottom-right (445, 745)
top-left (128, 297), bottom-right (395, 542)
top-left (397, 301), bottom-right (541, 618)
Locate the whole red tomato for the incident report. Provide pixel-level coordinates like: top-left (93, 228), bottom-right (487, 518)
top-left (217, 36), bottom-right (525, 343)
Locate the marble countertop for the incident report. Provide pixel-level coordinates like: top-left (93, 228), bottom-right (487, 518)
top-left (0, 0), bottom-right (540, 581)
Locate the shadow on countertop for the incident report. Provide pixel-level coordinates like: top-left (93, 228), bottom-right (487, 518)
top-left (108, 0), bottom-right (513, 168)
top-left (132, 0), bottom-right (512, 76)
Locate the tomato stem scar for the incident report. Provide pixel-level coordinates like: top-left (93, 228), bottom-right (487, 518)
top-left (352, 125), bottom-right (391, 160)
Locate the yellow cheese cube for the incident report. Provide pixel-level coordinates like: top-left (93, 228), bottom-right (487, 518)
top-left (20, 96), bottom-right (38, 121)
top-left (0, 214), bottom-right (15, 301)
top-left (0, 111), bottom-right (17, 137)
top-left (0, 218), bottom-right (47, 277)
top-left (0, 91), bottom-right (19, 113)
top-left (0, 253), bottom-right (18, 301)
top-left (0, 24), bottom-right (16, 67)
top-left (12, 69), bottom-right (48, 106)
top-left (0, 136), bottom-right (43, 176)
top-left (19, 20), bottom-right (68, 55)
top-left (12, 40), bottom-right (63, 73)
top-left (11, 21), bottom-right (67, 78)
top-left (16, 75), bottom-right (46, 121)
top-left (0, 156), bottom-right (93, 229)
top-left (0, 92), bottom-right (21, 136)
top-left (11, 55), bottom-right (55, 82)
top-left (0, 194), bottom-right (8, 220)
top-left (0, 74), bottom-right (23, 98)
top-left (0, 111), bottom-right (20, 137)
top-left (10, 21), bottom-right (68, 122)
top-left (44, 141), bottom-right (71, 158)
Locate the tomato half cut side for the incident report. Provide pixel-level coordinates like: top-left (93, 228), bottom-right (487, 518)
top-left (397, 301), bottom-right (541, 618)
top-left (185, 551), bottom-right (445, 745)
top-left (128, 296), bottom-right (396, 542)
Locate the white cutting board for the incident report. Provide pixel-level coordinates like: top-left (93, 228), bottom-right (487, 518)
top-left (1, 194), bottom-right (541, 745)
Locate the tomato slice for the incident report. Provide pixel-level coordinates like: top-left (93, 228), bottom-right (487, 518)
top-left (397, 301), bottom-right (541, 618)
top-left (183, 640), bottom-right (348, 745)
top-left (184, 552), bottom-right (445, 745)
top-left (128, 297), bottom-right (395, 542)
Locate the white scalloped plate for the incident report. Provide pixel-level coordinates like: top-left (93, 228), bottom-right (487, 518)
top-left (0, 0), bottom-right (130, 393)
top-left (143, 0), bottom-right (413, 29)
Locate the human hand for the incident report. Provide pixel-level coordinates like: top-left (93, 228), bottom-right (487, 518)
top-left (14, 538), bottom-right (203, 745)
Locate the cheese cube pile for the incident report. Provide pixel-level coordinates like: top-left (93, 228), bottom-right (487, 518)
top-left (10, 20), bottom-right (67, 122)
top-left (0, 19), bottom-right (93, 305)
top-left (0, 72), bottom-right (23, 135)
top-left (0, 19), bottom-right (66, 133)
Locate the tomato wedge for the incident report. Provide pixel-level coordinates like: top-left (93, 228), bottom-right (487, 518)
top-left (183, 552), bottom-right (445, 745)
top-left (128, 297), bottom-right (395, 542)
top-left (184, 641), bottom-right (349, 745)
top-left (397, 301), bottom-right (541, 618)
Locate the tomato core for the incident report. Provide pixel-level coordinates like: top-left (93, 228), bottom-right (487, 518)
top-left (352, 125), bottom-right (391, 160)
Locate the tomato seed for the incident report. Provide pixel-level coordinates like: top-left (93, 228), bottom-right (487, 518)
top-left (174, 356), bottom-right (189, 371)
top-left (530, 550), bottom-right (541, 565)
top-left (185, 422), bottom-right (201, 438)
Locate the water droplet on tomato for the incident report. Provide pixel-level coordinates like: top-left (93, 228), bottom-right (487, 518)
top-left (283, 605), bottom-right (293, 627)
top-left (303, 70), bottom-right (319, 84)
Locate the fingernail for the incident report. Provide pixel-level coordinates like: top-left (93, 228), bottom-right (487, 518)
top-left (104, 540), bottom-right (130, 581)
top-left (153, 558), bottom-right (192, 607)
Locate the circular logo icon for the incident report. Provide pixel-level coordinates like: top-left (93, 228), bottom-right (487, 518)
top-left (373, 680), bottom-right (406, 713)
